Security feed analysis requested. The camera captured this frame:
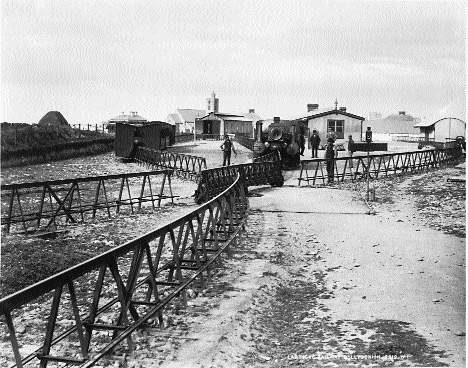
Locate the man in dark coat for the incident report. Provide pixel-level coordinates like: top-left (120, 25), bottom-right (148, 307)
top-left (310, 130), bottom-right (321, 158)
top-left (347, 134), bottom-right (355, 168)
top-left (220, 135), bottom-right (237, 166)
top-left (324, 138), bottom-right (338, 183)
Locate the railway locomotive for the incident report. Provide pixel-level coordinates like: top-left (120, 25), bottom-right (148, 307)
top-left (254, 118), bottom-right (308, 167)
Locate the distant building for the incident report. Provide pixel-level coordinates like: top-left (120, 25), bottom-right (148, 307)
top-left (38, 111), bottom-right (70, 126)
top-left (364, 111), bottom-right (420, 141)
top-left (106, 111), bottom-right (147, 133)
top-left (166, 109), bottom-right (206, 134)
top-left (197, 112), bottom-right (254, 137)
top-left (414, 117), bottom-right (465, 143)
top-left (166, 92), bottom-right (260, 137)
top-left (297, 102), bottom-right (365, 143)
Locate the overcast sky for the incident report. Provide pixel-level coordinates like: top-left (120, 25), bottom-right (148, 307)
top-left (1, 0), bottom-right (466, 125)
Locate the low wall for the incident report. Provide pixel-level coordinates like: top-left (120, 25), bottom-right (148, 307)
top-left (1, 138), bottom-right (115, 168)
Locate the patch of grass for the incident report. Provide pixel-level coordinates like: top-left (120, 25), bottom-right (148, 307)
top-left (0, 236), bottom-right (110, 297)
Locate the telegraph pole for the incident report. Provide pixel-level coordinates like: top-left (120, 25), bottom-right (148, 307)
top-left (365, 127), bottom-right (373, 201)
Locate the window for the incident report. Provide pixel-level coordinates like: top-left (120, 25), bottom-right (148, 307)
top-left (327, 119), bottom-right (344, 139)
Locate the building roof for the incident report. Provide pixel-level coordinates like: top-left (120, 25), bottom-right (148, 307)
top-left (365, 113), bottom-right (420, 134)
top-left (177, 109), bottom-right (206, 123)
top-left (109, 111), bottom-right (147, 122)
top-left (413, 120), bottom-right (433, 128)
top-left (199, 112), bottom-right (253, 122)
top-left (167, 113), bottom-right (183, 125)
top-left (414, 117), bottom-right (466, 128)
top-left (298, 108), bottom-right (365, 122)
top-left (222, 115), bottom-right (253, 122)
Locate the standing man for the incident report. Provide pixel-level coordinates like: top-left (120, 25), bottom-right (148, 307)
top-left (310, 130), bottom-right (321, 158)
top-left (324, 138), bottom-right (338, 183)
top-left (220, 135), bottom-right (237, 166)
top-left (347, 134), bottom-right (355, 168)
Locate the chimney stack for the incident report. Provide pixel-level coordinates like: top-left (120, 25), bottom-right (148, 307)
top-left (339, 107), bottom-right (347, 112)
top-left (249, 109), bottom-right (255, 113)
top-left (307, 104), bottom-right (319, 112)
top-left (399, 111), bottom-right (406, 115)
top-left (273, 117), bottom-right (280, 124)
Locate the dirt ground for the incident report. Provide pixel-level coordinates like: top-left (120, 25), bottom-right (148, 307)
top-left (0, 141), bottom-right (465, 367)
top-left (131, 180), bottom-right (464, 368)
top-left (120, 143), bottom-right (465, 368)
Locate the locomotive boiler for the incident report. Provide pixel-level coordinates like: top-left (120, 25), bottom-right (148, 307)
top-left (254, 117), bottom-right (308, 167)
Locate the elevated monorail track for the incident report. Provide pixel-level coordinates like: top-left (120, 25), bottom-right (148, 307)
top-left (1, 144), bottom-right (463, 367)
top-left (134, 147), bottom-right (207, 181)
top-left (298, 146), bottom-right (463, 186)
top-left (0, 174), bottom-right (248, 368)
top-left (1, 170), bottom-right (175, 234)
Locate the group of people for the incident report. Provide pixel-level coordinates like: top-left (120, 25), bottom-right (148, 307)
top-left (220, 131), bottom-right (355, 184)
top-left (306, 128), bottom-right (355, 183)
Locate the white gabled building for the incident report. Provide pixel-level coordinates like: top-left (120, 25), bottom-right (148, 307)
top-left (297, 102), bottom-right (365, 144)
top-left (166, 109), bottom-right (206, 134)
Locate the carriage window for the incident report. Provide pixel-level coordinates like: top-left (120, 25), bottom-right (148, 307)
top-left (327, 120), bottom-right (344, 139)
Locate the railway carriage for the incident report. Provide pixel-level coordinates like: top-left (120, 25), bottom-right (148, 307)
top-left (115, 121), bottom-right (175, 159)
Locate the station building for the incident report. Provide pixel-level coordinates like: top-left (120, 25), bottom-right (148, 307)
top-left (196, 112), bottom-right (254, 138)
top-left (297, 102), bottom-right (365, 144)
top-left (195, 92), bottom-right (254, 137)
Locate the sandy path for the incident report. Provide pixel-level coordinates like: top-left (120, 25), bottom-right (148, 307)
top-left (151, 181), bottom-right (464, 367)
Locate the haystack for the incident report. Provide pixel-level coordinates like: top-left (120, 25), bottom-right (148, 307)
top-left (38, 111), bottom-right (70, 126)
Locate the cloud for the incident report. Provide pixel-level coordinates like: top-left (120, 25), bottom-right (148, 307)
top-left (1, 0), bottom-right (465, 124)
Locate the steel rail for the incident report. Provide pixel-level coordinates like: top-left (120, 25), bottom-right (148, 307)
top-left (81, 208), bottom-right (244, 367)
top-left (194, 159), bottom-right (284, 204)
top-left (298, 147), bottom-right (463, 186)
top-left (1, 173), bottom-right (248, 368)
top-left (1, 170), bottom-right (174, 234)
